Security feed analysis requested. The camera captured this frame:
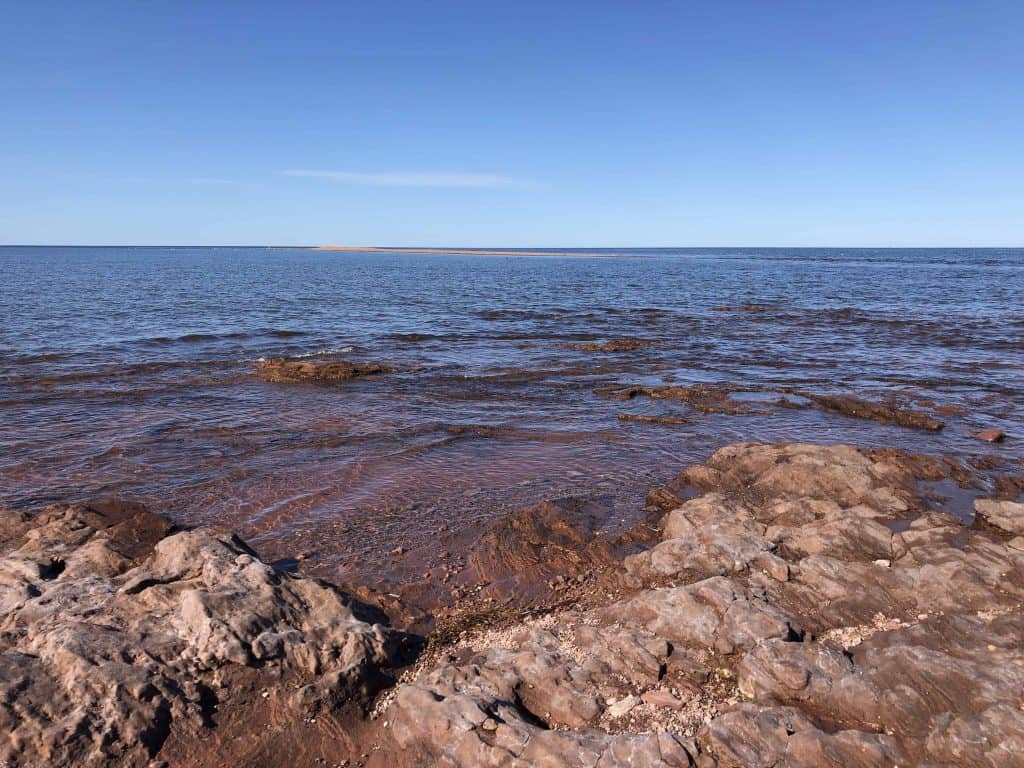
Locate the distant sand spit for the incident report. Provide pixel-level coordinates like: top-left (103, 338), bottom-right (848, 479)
top-left (315, 245), bottom-right (620, 257)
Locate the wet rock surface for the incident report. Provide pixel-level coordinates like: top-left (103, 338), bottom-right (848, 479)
top-left (598, 384), bottom-right (762, 415)
top-left (0, 502), bottom-right (403, 768)
top-left (618, 413), bottom-right (693, 425)
top-left (463, 497), bottom-right (620, 599)
top-left (566, 338), bottom-right (654, 352)
top-left (975, 428), bottom-right (1006, 443)
top-left (4, 442), bottom-right (1023, 767)
top-left (795, 392), bottom-right (945, 431)
top-left (256, 357), bottom-right (395, 383)
top-left (974, 498), bottom-right (1024, 534)
top-left (371, 443), bottom-right (1024, 767)
top-left (602, 382), bottom-right (948, 429)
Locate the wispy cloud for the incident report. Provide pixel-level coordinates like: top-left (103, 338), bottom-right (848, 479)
top-left (188, 177), bottom-right (238, 186)
top-left (284, 169), bottom-right (531, 188)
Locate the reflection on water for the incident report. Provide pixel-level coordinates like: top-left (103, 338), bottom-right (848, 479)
top-left (1, 246), bottom-right (1021, 583)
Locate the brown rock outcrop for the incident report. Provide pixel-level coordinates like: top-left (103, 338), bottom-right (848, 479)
top-left (0, 503), bottom-right (400, 767)
top-left (256, 357), bottom-right (394, 383)
top-left (975, 428), bottom-right (1006, 443)
top-left (599, 384), bottom-right (947, 430)
top-left (567, 338), bottom-right (653, 352)
top-left (6, 443), bottom-right (1021, 767)
top-left (974, 497), bottom-right (1024, 534)
top-left (797, 392), bottom-right (945, 431)
top-left (599, 384), bottom-right (759, 415)
top-left (374, 443), bottom-right (1024, 767)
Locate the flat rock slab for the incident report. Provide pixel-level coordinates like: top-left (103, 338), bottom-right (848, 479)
top-left (256, 357), bottom-right (394, 383)
top-left (974, 498), bottom-right (1024, 534)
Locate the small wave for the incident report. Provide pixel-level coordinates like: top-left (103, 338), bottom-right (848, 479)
top-left (385, 332), bottom-right (445, 342)
top-left (177, 333), bottom-right (225, 342)
top-left (255, 346), bottom-right (358, 363)
top-left (289, 346), bottom-right (356, 359)
top-left (476, 309), bottom-right (558, 321)
top-left (139, 329), bottom-right (309, 345)
top-left (141, 332), bottom-right (246, 344)
top-left (0, 351), bottom-right (66, 364)
top-left (3, 357), bottom-right (241, 386)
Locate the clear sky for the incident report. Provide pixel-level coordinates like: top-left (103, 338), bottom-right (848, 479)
top-left (2, 1), bottom-right (1022, 246)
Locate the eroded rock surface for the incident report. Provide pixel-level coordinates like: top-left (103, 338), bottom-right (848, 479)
top-left (974, 498), bottom-right (1024, 535)
top-left (5, 443), bottom-right (1020, 767)
top-left (374, 443), bottom-right (1024, 767)
top-left (0, 502), bottom-right (400, 768)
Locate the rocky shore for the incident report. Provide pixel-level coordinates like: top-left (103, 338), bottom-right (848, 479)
top-left (2, 442), bottom-right (1022, 767)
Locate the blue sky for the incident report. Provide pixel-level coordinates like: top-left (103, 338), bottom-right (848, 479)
top-left (1, 1), bottom-right (1022, 246)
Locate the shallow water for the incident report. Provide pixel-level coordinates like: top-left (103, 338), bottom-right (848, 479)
top-left (1, 246), bottom-right (1021, 584)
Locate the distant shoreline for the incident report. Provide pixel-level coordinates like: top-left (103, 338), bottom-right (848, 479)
top-left (314, 245), bottom-right (619, 257)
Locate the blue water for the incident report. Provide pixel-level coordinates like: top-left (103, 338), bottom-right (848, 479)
top-left (1, 246), bottom-right (1021, 582)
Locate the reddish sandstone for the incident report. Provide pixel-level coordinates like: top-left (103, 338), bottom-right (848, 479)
top-left (975, 428), bottom-right (1006, 443)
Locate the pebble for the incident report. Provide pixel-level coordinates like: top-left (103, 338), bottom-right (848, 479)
top-left (606, 694), bottom-right (639, 718)
top-left (641, 689), bottom-right (684, 711)
top-left (391, 546), bottom-right (406, 556)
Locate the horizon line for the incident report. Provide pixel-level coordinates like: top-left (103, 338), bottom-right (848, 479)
top-left (3, 243), bottom-right (1023, 250)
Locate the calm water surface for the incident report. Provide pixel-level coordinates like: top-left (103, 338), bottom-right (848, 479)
top-left (1, 247), bottom-right (1021, 584)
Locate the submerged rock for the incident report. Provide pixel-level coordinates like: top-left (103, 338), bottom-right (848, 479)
top-left (464, 497), bottom-right (619, 599)
top-left (256, 357), bottom-right (394, 383)
top-left (600, 383), bottom-right (947, 430)
top-left (797, 392), bottom-right (944, 431)
top-left (567, 338), bottom-right (653, 352)
top-left (598, 384), bottom-right (760, 415)
top-left (618, 413), bottom-right (692, 425)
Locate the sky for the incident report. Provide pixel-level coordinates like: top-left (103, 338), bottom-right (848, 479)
top-left (1, 1), bottom-right (1022, 246)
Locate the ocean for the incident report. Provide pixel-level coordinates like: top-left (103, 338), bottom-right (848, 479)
top-left (1, 246), bottom-right (1021, 584)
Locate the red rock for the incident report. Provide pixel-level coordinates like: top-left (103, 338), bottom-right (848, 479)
top-left (256, 357), bottom-right (394, 383)
top-left (641, 689), bottom-right (684, 711)
top-left (975, 428), bottom-right (1006, 443)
